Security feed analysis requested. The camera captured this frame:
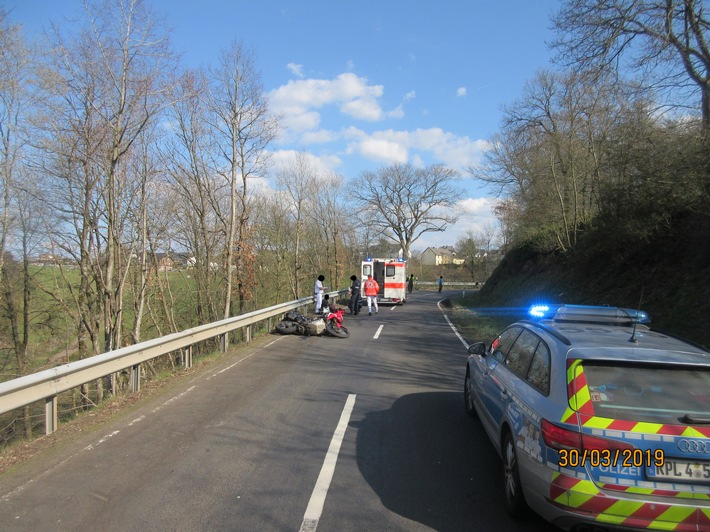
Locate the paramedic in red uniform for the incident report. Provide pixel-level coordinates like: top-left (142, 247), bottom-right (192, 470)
top-left (363, 274), bottom-right (380, 316)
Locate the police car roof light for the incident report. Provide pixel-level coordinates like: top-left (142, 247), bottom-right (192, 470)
top-left (528, 304), bottom-right (650, 325)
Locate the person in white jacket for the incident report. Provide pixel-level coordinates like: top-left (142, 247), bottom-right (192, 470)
top-left (314, 274), bottom-right (326, 313)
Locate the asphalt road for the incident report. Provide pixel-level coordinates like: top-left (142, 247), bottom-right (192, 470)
top-left (0, 290), bottom-right (552, 531)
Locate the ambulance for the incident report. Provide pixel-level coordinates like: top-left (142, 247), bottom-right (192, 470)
top-left (360, 257), bottom-right (407, 304)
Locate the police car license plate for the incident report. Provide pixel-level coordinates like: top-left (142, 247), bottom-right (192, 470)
top-left (649, 460), bottom-right (710, 483)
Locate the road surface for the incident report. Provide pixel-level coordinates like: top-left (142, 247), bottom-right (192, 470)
top-left (0, 290), bottom-right (552, 531)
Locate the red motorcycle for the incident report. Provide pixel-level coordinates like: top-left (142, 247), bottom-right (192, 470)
top-left (275, 308), bottom-right (350, 338)
top-left (324, 308), bottom-right (349, 337)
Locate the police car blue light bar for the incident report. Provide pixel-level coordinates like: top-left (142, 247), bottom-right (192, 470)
top-left (528, 304), bottom-right (650, 324)
top-left (529, 305), bottom-right (552, 318)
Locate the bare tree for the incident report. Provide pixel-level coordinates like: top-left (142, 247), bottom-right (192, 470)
top-left (32, 0), bottom-right (173, 403)
top-left (163, 68), bottom-right (223, 325)
top-left (83, 0), bottom-right (173, 354)
top-left (553, 0), bottom-right (710, 130)
top-left (0, 10), bottom-right (33, 282)
top-left (477, 70), bottom-right (628, 250)
top-left (208, 41), bottom-right (277, 318)
top-left (276, 152), bottom-right (318, 298)
top-left (310, 172), bottom-right (350, 286)
top-left (250, 193), bottom-right (294, 305)
top-left (353, 163), bottom-right (461, 259)
top-left (455, 230), bottom-right (479, 280)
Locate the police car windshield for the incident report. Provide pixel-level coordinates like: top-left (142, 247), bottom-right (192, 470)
top-left (582, 362), bottom-right (710, 425)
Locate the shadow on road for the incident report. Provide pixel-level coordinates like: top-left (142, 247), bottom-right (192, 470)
top-left (352, 391), bottom-right (553, 532)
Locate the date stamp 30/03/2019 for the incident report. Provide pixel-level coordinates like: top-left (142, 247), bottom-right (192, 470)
top-left (557, 448), bottom-right (665, 468)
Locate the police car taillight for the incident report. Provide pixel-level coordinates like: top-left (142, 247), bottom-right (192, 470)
top-left (541, 419), bottom-right (635, 452)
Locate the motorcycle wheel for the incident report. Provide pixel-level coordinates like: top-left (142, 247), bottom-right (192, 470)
top-left (326, 323), bottom-right (350, 338)
top-left (276, 321), bottom-right (299, 335)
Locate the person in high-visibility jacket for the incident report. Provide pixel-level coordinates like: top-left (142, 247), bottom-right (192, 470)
top-left (363, 274), bottom-right (380, 316)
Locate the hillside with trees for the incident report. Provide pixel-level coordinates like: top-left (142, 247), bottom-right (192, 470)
top-left (470, 0), bottom-right (710, 346)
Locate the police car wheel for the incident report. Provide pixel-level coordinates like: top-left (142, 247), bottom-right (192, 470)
top-left (502, 432), bottom-right (528, 517)
top-left (464, 370), bottom-right (477, 418)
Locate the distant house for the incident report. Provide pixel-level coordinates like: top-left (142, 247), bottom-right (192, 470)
top-left (422, 246), bottom-right (458, 266)
top-left (153, 253), bottom-right (175, 272)
top-left (37, 253), bottom-right (58, 264)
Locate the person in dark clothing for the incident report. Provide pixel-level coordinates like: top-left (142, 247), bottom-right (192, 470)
top-left (438, 275), bottom-right (443, 293)
top-left (348, 274), bottom-right (361, 315)
top-left (408, 274), bottom-right (414, 294)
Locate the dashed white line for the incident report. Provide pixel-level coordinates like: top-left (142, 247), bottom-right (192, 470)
top-left (299, 394), bottom-right (357, 532)
top-left (151, 386), bottom-right (196, 414)
top-left (373, 325), bottom-right (384, 339)
top-left (84, 430), bottom-right (120, 451)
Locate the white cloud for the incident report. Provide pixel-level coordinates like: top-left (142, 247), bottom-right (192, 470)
top-left (268, 72), bottom-right (491, 185)
top-left (412, 197), bottom-right (501, 251)
top-left (270, 149), bottom-right (342, 175)
top-left (386, 90), bottom-right (416, 120)
top-left (269, 73), bottom-right (385, 134)
top-left (456, 86), bottom-right (467, 97)
top-left (388, 105), bottom-right (405, 119)
top-left (300, 129), bottom-right (339, 144)
top-left (341, 96), bottom-right (383, 121)
top-left (359, 138), bottom-right (408, 164)
top-left (347, 128), bottom-right (490, 171)
top-left (287, 63), bottom-right (304, 78)
top-left (457, 197), bottom-right (494, 215)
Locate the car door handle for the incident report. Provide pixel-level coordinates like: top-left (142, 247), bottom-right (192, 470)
top-left (500, 389), bottom-right (508, 400)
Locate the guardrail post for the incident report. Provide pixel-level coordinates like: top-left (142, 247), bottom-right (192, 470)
top-left (45, 395), bottom-right (58, 435)
top-left (221, 333), bottom-right (227, 352)
top-left (131, 364), bottom-right (141, 393)
top-left (246, 325), bottom-right (252, 343)
top-left (184, 346), bottom-right (193, 369)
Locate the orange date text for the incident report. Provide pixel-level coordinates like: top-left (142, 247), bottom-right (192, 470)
top-left (557, 448), bottom-right (665, 468)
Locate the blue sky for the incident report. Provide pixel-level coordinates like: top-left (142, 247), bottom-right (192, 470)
top-left (4, 0), bottom-right (561, 251)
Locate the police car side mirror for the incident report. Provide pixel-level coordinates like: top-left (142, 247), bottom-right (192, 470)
top-left (467, 342), bottom-right (487, 356)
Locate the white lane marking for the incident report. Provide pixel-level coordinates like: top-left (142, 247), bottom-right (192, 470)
top-left (84, 430), bottom-right (120, 451)
top-left (299, 394), bottom-right (357, 532)
top-left (373, 325), bottom-right (384, 339)
top-left (128, 415), bottom-right (146, 426)
top-left (212, 351), bottom-right (260, 376)
top-left (437, 300), bottom-right (469, 349)
top-left (209, 336), bottom-right (283, 379)
top-left (151, 386), bottom-right (196, 413)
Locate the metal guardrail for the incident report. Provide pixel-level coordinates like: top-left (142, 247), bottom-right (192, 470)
top-left (0, 290), bottom-right (348, 434)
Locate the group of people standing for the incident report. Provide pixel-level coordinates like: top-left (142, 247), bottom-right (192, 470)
top-left (314, 272), bottom-right (443, 315)
top-left (313, 273), bottom-right (379, 316)
top-left (347, 274), bottom-right (379, 316)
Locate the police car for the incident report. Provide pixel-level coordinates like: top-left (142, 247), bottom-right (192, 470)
top-left (463, 304), bottom-right (710, 531)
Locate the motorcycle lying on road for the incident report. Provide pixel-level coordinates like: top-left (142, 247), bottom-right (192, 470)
top-left (275, 308), bottom-right (350, 338)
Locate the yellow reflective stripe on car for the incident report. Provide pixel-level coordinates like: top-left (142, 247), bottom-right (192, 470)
top-left (565, 478), bottom-right (601, 509)
top-left (630, 421), bottom-right (664, 434)
top-left (595, 500), bottom-right (644, 524)
top-left (551, 473), bottom-right (705, 528)
top-left (580, 416), bottom-right (613, 429)
top-left (649, 506), bottom-right (696, 529)
top-left (566, 359), bottom-right (594, 415)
